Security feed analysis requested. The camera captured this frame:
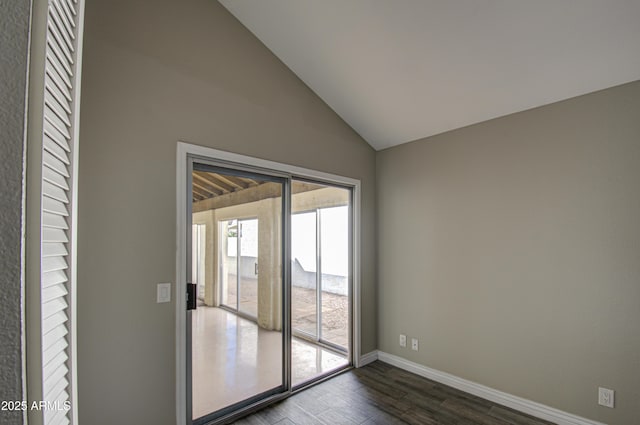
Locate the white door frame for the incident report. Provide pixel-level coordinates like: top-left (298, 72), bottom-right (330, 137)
top-left (175, 141), bottom-right (362, 425)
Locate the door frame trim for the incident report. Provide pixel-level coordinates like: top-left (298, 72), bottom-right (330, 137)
top-left (175, 141), bottom-right (362, 425)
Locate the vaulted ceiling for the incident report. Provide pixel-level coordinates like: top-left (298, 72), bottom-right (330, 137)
top-left (219, 0), bottom-right (640, 150)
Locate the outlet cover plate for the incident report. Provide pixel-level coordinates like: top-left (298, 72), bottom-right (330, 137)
top-left (411, 338), bottom-right (419, 351)
top-left (598, 387), bottom-right (614, 408)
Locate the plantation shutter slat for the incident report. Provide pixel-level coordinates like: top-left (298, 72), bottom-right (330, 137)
top-left (43, 362), bottom-right (69, 395)
top-left (38, 1), bottom-right (84, 422)
top-left (51, 0), bottom-right (75, 38)
top-left (48, 411), bottom-right (70, 425)
top-left (45, 84), bottom-right (72, 118)
top-left (42, 268), bottom-right (69, 289)
top-left (44, 134), bottom-right (71, 165)
top-left (46, 34), bottom-right (73, 76)
top-left (42, 257), bottom-right (68, 274)
top-left (45, 66), bottom-right (73, 104)
top-left (43, 166), bottom-right (70, 191)
top-left (43, 228), bottom-right (69, 244)
top-left (43, 212), bottom-right (69, 230)
top-left (43, 150), bottom-right (70, 176)
top-left (45, 109), bottom-right (71, 140)
top-left (47, 382), bottom-right (70, 413)
top-left (42, 284), bottom-right (68, 305)
top-left (55, 0), bottom-right (76, 26)
top-left (46, 51), bottom-right (72, 87)
top-left (42, 298), bottom-right (68, 320)
top-left (44, 121), bottom-right (71, 152)
top-left (46, 61), bottom-right (73, 98)
top-left (49, 7), bottom-right (74, 53)
top-left (44, 106), bottom-right (71, 135)
top-left (42, 311), bottom-right (69, 335)
top-left (43, 350), bottom-right (68, 379)
top-left (42, 323), bottom-right (68, 351)
top-left (47, 21), bottom-right (74, 65)
top-left (67, 0), bottom-right (77, 16)
top-left (43, 115), bottom-right (70, 141)
top-left (44, 92), bottom-right (71, 125)
top-left (43, 181), bottom-right (70, 204)
top-left (42, 270), bottom-right (68, 289)
top-left (42, 197), bottom-right (69, 217)
top-left (44, 137), bottom-right (71, 165)
top-left (42, 242), bottom-right (69, 258)
top-left (42, 271), bottom-right (68, 289)
top-left (42, 338), bottom-right (68, 366)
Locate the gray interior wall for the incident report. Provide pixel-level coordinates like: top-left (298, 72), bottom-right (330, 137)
top-left (77, 1), bottom-right (376, 423)
top-left (377, 81), bottom-right (640, 424)
top-left (0, 0), bottom-right (30, 423)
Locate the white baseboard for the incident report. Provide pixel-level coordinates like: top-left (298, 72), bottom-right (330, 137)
top-left (376, 351), bottom-right (605, 425)
top-left (358, 350), bottom-right (379, 367)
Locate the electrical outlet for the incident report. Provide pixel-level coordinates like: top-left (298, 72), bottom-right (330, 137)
top-left (399, 334), bottom-right (407, 347)
top-left (598, 387), bottom-right (614, 408)
top-left (411, 338), bottom-right (419, 351)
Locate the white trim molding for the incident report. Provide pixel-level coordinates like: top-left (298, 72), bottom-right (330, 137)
top-left (358, 350), bottom-right (379, 367)
top-left (377, 352), bottom-right (606, 425)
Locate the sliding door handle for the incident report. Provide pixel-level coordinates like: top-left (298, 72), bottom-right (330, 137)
top-left (187, 283), bottom-right (197, 310)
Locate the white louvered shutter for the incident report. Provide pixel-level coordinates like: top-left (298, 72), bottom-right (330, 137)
top-left (39, 0), bottom-right (85, 423)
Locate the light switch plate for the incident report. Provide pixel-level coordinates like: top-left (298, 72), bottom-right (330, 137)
top-left (157, 283), bottom-right (171, 303)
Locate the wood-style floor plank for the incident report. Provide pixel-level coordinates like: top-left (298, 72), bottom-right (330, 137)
top-left (232, 361), bottom-right (556, 425)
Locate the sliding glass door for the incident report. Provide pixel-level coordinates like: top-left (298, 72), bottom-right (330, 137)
top-left (185, 155), bottom-right (354, 424)
top-left (220, 218), bottom-right (259, 318)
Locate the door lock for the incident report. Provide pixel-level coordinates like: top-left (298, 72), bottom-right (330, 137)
top-left (187, 283), bottom-right (197, 310)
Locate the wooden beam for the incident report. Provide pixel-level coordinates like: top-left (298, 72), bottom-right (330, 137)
top-left (192, 186), bottom-right (211, 200)
top-left (239, 177), bottom-right (260, 187)
top-left (192, 182), bottom-right (282, 212)
top-left (213, 174), bottom-right (248, 191)
top-left (192, 178), bottom-right (223, 196)
top-left (201, 174), bottom-right (235, 193)
top-left (194, 172), bottom-right (236, 193)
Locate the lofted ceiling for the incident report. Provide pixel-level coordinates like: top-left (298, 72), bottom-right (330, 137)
top-left (219, 0), bottom-right (640, 150)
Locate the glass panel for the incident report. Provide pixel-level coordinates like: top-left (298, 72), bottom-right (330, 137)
top-left (221, 219), bottom-right (238, 309)
top-left (292, 212), bottom-right (317, 337)
top-left (320, 206), bottom-right (349, 350)
top-left (192, 224), bottom-right (206, 301)
top-left (192, 168), bottom-right (283, 422)
top-left (291, 180), bottom-right (350, 386)
top-left (238, 219), bottom-right (258, 318)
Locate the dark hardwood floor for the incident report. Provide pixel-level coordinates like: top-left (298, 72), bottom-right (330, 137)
top-left (232, 361), bottom-right (556, 425)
